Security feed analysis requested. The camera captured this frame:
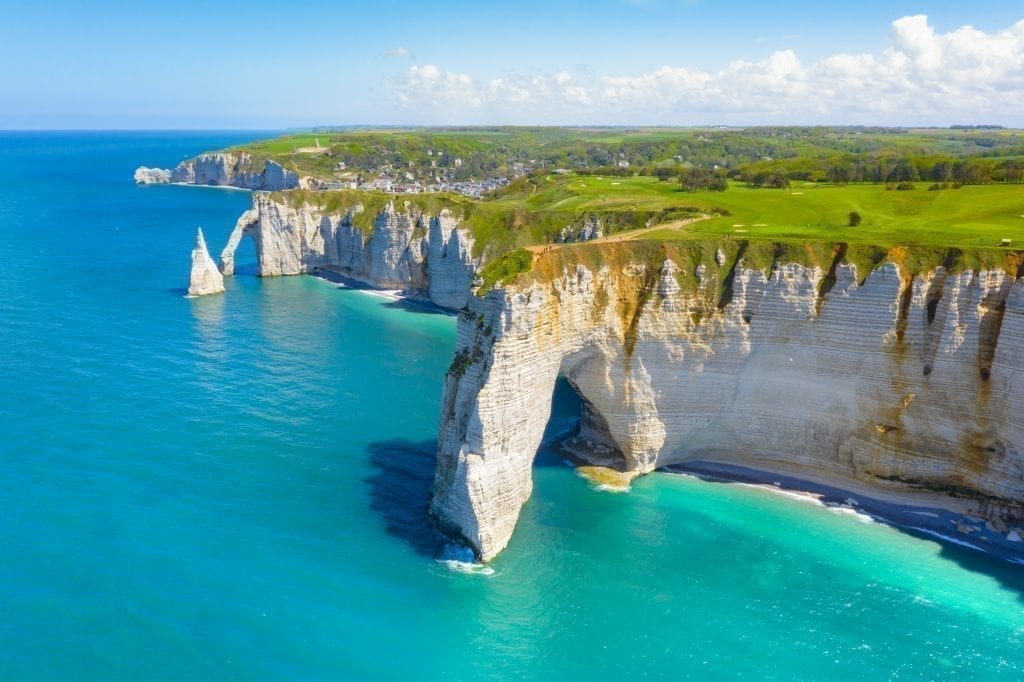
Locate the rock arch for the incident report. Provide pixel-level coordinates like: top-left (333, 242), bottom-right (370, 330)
top-left (430, 271), bottom-right (673, 560)
top-left (216, 196), bottom-right (481, 309)
top-left (431, 256), bottom-right (1024, 562)
top-left (219, 208), bottom-right (259, 276)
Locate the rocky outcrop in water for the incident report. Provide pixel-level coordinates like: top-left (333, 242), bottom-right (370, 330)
top-left (134, 153), bottom-right (301, 190)
top-left (219, 193), bottom-right (481, 309)
top-left (187, 228), bottom-right (225, 296)
top-left (430, 245), bottom-right (1024, 560)
top-left (134, 167), bottom-right (172, 184)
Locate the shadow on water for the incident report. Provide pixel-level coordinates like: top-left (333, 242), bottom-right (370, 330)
top-left (931, 535), bottom-right (1024, 603)
top-left (379, 298), bottom-right (456, 316)
top-left (365, 438), bottom-right (447, 558)
top-left (363, 379), bottom-right (582, 557)
top-left (308, 268), bottom-right (454, 316)
top-left (233, 262), bottom-right (259, 277)
top-left (358, 378), bottom-right (1024, 606)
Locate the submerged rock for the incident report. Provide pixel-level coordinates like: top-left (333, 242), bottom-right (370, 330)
top-left (187, 228), bottom-right (225, 296)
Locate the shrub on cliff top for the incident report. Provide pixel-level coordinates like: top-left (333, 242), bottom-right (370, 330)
top-left (475, 248), bottom-right (533, 296)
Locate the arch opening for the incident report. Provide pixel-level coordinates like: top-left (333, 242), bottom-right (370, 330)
top-left (229, 229), bottom-right (259, 276)
top-left (219, 209), bottom-right (259, 276)
top-left (538, 373), bottom-right (630, 477)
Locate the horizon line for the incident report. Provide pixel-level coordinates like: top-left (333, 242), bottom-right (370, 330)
top-left (0, 123), bottom-right (1016, 132)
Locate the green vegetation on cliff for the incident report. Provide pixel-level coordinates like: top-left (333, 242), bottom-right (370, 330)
top-left (251, 127), bottom-right (1023, 296)
top-left (271, 183), bottom-right (714, 258)
top-left (476, 249), bottom-right (533, 295)
top-left (519, 239), bottom-right (1022, 313)
top-left (275, 173), bottom-right (1022, 254)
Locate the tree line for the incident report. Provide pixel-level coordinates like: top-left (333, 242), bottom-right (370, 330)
top-left (736, 155), bottom-right (1024, 185)
top-left (636, 154), bottom-right (1023, 189)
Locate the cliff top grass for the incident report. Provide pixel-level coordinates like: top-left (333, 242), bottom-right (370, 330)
top-left (488, 175), bottom-right (1024, 249)
top-left (269, 186), bottom-right (712, 259)
top-left (632, 180), bottom-right (1024, 251)
top-left (488, 176), bottom-right (1023, 294)
top-left (273, 178), bottom-right (1024, 297)
top-left (232, 127), bottom-right (1024, 295)
top-left (275, 174), bottom-right (1024, 253)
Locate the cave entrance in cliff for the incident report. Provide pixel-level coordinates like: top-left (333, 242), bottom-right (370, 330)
top-left (539, 377), bottom-right (583, 451)
top-left (538, 375), bottom-right (629, 472)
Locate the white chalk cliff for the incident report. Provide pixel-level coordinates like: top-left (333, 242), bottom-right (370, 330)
top-left (430, 244), bottom-right (1024, 560)
top-left (134, 153), bottom-right (300, 190)
top-left (207, 190), bottom-right (1024, 561)
top-left (134, 167), bottom-right (171, 184)
top-left (220, 193), bottom-right (482, 309)
top-left (187, 228), bottom-right (225, 296)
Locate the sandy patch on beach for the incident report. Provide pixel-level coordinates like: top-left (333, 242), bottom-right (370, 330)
top-left (577, 465), bottom-right (634, 492)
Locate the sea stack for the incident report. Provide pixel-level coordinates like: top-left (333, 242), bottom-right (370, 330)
top-left (187, 228), bottom-right (225, 296)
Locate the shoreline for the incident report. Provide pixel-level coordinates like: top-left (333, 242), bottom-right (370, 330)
top-left (166, 182), bottom-right (252, 192)
top-left (136, 178), bottom-right (256, 192)
top-left (309, 268), bottom-right (457, 315)
top-left (551, 436), bottom-right (1024, 563)
top-left (664, 460), bottom-right (1024, 566)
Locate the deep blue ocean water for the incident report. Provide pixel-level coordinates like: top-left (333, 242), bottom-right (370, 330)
top-left (1, 132), bottom-right (1022, 680)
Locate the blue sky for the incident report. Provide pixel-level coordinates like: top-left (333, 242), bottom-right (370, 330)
top-left (1, 1), bottom-right (1022, 128)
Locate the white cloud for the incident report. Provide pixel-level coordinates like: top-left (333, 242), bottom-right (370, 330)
top-left (388, 15), bottom-right (1024, 125)
top-left (384, 46), bottom-right (412, 59)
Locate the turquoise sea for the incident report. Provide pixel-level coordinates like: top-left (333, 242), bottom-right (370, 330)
top-left (1, 132), bottom-right (1022, 680)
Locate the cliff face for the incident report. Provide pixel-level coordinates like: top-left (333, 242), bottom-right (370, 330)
top-left (431, 246), bottom-right (1024, 560)
top-left (220, 193), bottom-right (482, 309)
top-left (134, 153), bottom-right (301, 190)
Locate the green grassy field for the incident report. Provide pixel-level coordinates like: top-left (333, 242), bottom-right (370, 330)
top-left (644, 182), bottom-right (1024, 249)
top-left (486, 175), bottom-right (1024, 249)
top-left (276, 174), bottom-right (1024, 286)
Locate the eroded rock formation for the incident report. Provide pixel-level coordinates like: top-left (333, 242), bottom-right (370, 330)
top-left (134, 167), bottom-right (171, 184)
top-left (556, 215), bottom-right (603, 243)
top-left (187, 228), bottom-right (225, 296)
top-left (134, 153), bottom-right (300, 190)
top-left (431, 244), bottom-right (1024, 560)
top-left (219, 193), bottom-right (482, 308)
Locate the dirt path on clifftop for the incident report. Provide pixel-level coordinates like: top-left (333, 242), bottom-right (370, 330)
top-left (525, 215), bottom-right (708, 254)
